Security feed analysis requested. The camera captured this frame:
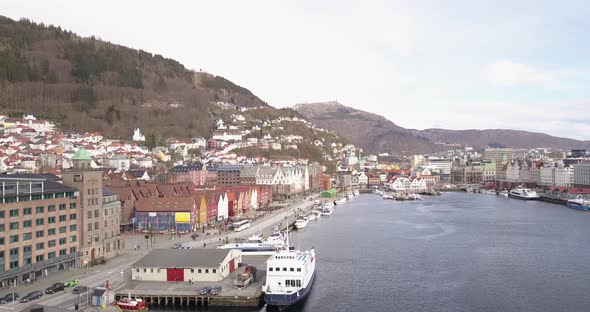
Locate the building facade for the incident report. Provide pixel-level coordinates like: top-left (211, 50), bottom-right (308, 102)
top-left (0, 176), bottom-right (79, 288)
top-left (573, 163), bottom-right (590, 187)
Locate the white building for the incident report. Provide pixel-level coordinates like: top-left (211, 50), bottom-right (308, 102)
top-left (554, 166), bottom-right (574, 187)
top-left (109, 154), bottom-right (131, 172)
top-left (212, 130), bottom-right (242, 142)
top-left (131, 249), bottom-right (242, 282)
top-left (133, 128), bottom-right (146, 141)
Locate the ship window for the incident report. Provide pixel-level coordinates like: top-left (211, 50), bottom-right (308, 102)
top-left (291, 280), bottom-right (295, 287)
top-left (290, 268), bottom-right (294, 272)
top-left (297, 268), bottom-right (301, 272)
top-left (285, 280), bottom-right (290, 286)
top-left (297, 280), bottom-right (301, 287)
top-left (283, 267), bottom-right (287, 271)
top-left (269, 268), bottom-right (273, 271)
top-left (276, 267), bottom-right (280, 271)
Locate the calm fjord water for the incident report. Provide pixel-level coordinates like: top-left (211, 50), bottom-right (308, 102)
top-left (179, 193), bottom-right (590, 312)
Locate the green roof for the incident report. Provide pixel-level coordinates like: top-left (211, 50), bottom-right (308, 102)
top-left (73, 148), bottom-right (92, 160)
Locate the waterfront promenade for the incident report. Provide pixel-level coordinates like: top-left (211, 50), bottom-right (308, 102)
top-left (0, 193), bottom-right (323, 311)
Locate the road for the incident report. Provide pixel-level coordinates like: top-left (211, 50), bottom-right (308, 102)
top-left (0, 193), bottom-right (324, 311)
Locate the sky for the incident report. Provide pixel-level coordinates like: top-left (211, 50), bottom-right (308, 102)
top-left (4, 0), bottom-right (590, 140)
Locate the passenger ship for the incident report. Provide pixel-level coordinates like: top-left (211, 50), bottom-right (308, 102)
top-left (509, 187), bottom-right (540, 200)
top-left (263, 245), bottom-right (316, 309)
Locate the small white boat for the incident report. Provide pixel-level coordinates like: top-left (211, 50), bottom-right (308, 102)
top-left (334, 198), bottom-right (346, 205)
top-left (410, 193), bottom-right (422, 200)
top-left (382, 194), bottom-right (393, 200)
top-left (294, 217), bottom-right (309, 229)
top-left (509, 187), bottom-right (540, 200)
top-left (312, 210), bottom-right (323, 220)
top-left (353, 190), bottom-right (360, 196)
top-left (306, 213), bottom-right (317, 222)
top-left (499, 190), bottom-right (509, 197)
top-left (321, 206), bottom-right (333, 216)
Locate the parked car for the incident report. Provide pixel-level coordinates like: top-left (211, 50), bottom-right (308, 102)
top-left (72, 286), bottom-right (88, 294)
top-left (198, 286), bottom-right (211, 295)
top-left (45, 282), bottom-right (66, 294)
top-left (210, 286), bottom-right (222, 295)
top-left (19, 291), bottom-right (43, 303)
top-left (172, 243), bottom-right (182, 249)
top-left (0, 293), bottom-right (19, 304)
top-left (66, 279), bottom-right (79, 287)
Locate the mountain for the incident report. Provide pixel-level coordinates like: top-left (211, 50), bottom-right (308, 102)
top-left (0, 16), bottom-right (267, 139)
top-left (293, 101), bottom-right (590, 153)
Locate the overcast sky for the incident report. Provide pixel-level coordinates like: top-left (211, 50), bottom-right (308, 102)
top-left (4, 0), bottom-right (590, 140)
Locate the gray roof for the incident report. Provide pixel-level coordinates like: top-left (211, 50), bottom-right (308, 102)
top-left (1, 173), bottom-right (61, 181)
top-left (132, 249), bottom-right (232, 268)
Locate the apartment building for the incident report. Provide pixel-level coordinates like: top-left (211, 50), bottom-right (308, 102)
top-left (0, 175), bottom-right (80, 288)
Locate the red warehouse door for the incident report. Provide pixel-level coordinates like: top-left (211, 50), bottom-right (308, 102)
top-left (229, 259), bottom-right (235, 273)
top-left (166, 268), bottom-right (184, 282)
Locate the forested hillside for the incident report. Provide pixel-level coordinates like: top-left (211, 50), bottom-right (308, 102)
top-left (0, 16), bottom-right (266, 139)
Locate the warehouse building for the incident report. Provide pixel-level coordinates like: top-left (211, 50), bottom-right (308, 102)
top-left (131, 249), bottom-right (241, 282)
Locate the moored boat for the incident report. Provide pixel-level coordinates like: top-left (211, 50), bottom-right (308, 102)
top-left (294, 217), bottom-right (309, 229)
top-left (509, 187), bottom-right (540, 200)
top-left (566, 197), bottom-right (590, 211)
top-left (116, 297), bottom-right (148, 312)
top-left (263, 243), bottom-right (316, 309)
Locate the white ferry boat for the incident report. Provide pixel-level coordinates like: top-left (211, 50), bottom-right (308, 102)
top-left (509, 187), bottom-right (540, 200)
top-left (217, 234), bottom-right (292, 254)
top-left (263, 246), bottom-right (316, 308)
top-left (294, 217), bottom-right (309, 229)
top-left (334, 198), bottom-right (346, 205)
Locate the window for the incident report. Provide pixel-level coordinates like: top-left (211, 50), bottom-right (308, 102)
top-left (290, 268), bottom-right (294, 272)
top-left (36, 255), bottom-right (44, 262)
top-left (48, 252), bottom-right (56, 259)
top-left (59, 204), bottom-right (66, 211)
top-left (88, 237), bottom-right (92, 244)
top-left (94, 234), bottom-right (99, 242)
top-left (23, 232), bottom-right (32, 241)
top-left (70, 203), bottom-right (76, 209)
top-left (143, 268), bottom-right (147, 273)
top-left (9, 209), bottom-right (19, 217)
top-left (286, 280), bottom-right (291, 287)
top-left (70, 247), bottom-right (76, 254)
top-left (48, 216), bottom-right (56, 224)
top-left (269, 268), bottom-right (273, 271)
top-left (0, 237), bottom-right (4, 245)
top-left (59, 215), bottom-right (66, 222)
top-left (48, 228), bottom-right (56, 236)
top-left (296, 280), bottom-right (301, 287)
top-left (59, 226), bottom-right (67, 234)
top-left (95, 222), bottom-right (99, 230)
top-left (48, 205), bottom-right (56, 212)
top-left (59, 249), bottom-right (67, 256)
top-left (94, 210), bottom-right (99, 218)
top-left (297, 268), bottom-right (301, 272)
top-left (23, 207), bottom-right (32, 215)
top-left (48, 240), bottom-right (56, 247)
top-left (150, 268), bottom-right (154, 273)
top-left (59, 238), bottom-right (66, 245)
top-left (104, 209), bottom-right (108, 216)
top-left (36, 206), bottom-right (44, 213)
top-left (70, 235), bottom-right (77, 243)
top-left (36, 230), bottom-right (44, 238)
top-left (87, 211), bottom-right (92, 219)
top-left (205, 269), bottom-right (209, 273)
top-left (213, 269), bottom-right (217, 273)
top-left (70, 224), bottom-right (77, 231)
top-left (0, 224), bottom-right (4, 232)
top-left (36, 218), bottom-right (44, 226)
top-left (190, 269), bottom-right (194, 273)
top-left (157, 269), bottom-right (161, 273)
top-left (70, 213), bottom-right (77, 220)
top-left (276, 267), bottom-right (280, 271)
top-left (23, 220), bottom-right (32, 228)
top-left (136, 269), bottom-right (139, 273)
top-left (9, 222), bottom-right (18, 230)
top-left (9, 235), bottom-right (18, 243)
top-left (36, 242), bottom-right (44, 250)
top-left (104, 220), bottom-right (107, 227)
top-left (198, 269), bottom-right (202, 273)
top-left (88, 223), bottom-right (93, 231)
top-left (283, 267), bottom-right (287, 271)
top-left (0, 211), bottom-right (4, 218)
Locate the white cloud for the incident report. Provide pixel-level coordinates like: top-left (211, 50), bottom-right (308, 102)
top-left (485, 60), bottom-right (555, 86)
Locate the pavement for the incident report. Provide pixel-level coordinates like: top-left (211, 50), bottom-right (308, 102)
top-left (0, 192), bottom-right (326, 311)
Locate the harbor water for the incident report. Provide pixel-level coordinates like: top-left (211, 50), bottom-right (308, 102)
top-left (158, 192), bottom-right (590, 312)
